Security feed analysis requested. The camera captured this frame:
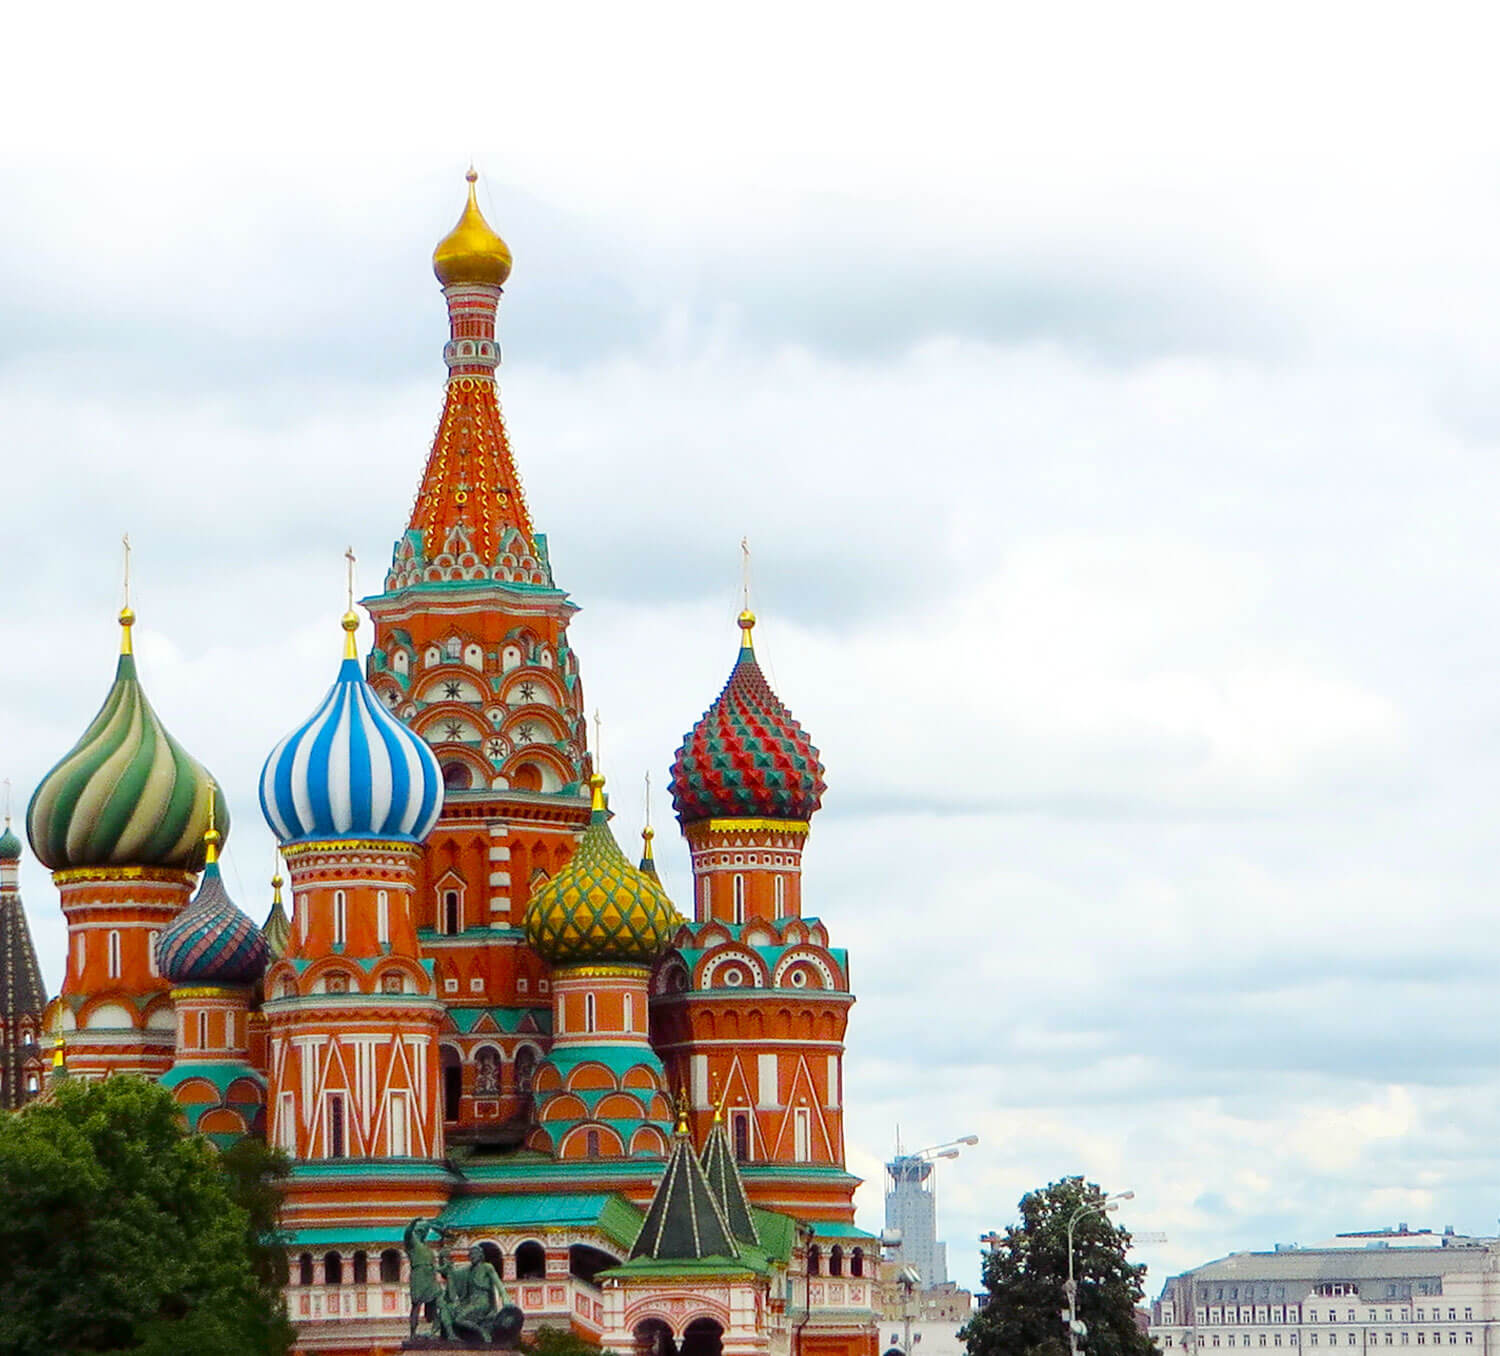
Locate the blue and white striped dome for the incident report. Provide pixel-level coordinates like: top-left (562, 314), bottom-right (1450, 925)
top-left (259, 620), bottom-right (444, 845)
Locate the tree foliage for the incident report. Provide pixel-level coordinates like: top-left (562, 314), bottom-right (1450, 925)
top-left (520, 1325), bottom-right (619, 1356)
top-left (0, 1076), bottom-right (294, 1356)
top-left (962, 1177), bottom-right (1154, 1356)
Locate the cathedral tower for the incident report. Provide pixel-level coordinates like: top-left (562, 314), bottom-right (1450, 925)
top-left (26, 606), bottom-right (226, 1079)
top-left (0, 818), bottom-right (47, 1108)
top-left (360, 173), bottom-right (590, 1129)
top-left (522, 773), bottom-right (679, 1159)
top-left (156, 804), bottom-right (271, 1146)
top-left (260, 609), bottom-right (450, 1236)
top-left (656, 612), bottom-right (857, 1222)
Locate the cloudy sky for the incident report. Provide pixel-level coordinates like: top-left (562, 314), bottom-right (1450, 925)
top-left (8, 1), bottom-right (1500, 1296)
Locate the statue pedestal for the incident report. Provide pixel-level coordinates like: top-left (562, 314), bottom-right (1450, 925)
top-left (402, 1303), bottom-right (525, 1350)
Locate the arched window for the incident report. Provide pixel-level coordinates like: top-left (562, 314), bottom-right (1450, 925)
top-left (107, 930), bottom-right (121, 979)
top-left (445, 636), bottom-right (462, 661)
top-left (732, 1111), bottom-right (750, 1162)
top-left (515, 1240), bottom-right (546, 1279)
top-left (147, 931), bottom-right (159, 977)
top-left (830, 1244), bottom-right (844, 1276)
top-left (444, 891), bottom-right (461, 935)
top-left (74, 933), bottom-right (85, 975)
top-left (324, 1252), bottom-right (343, 1286)
top-left (377, 890), bottom-right (389, 946)
top-left (197, 1010), bottom-right (209, 1049)
top-left (514, 1046), bottom-right (537, 1093)
top-left (299, 1253), bottom-right (314, 1286)
top-left (379, 1249), bottom-right (401, 1284)
top-left (332, 891), bottom-right (347, 946)
top-left (774, 875), bottom-right (786, 914)
top-left (441, 1046), bottom-right (462, 1122)
top-left (327, 1095), bottom-right (346, 1158)
top-left (624, 992), bottom-right (634, 1032)
top-left (807, 1244), bottom-right (821, 1276)
top-left (298, 895), bottom-right (309, 942)
top-left (585, 993), bottom-right (597, 1033)
top-left (352, 1251), bottom-right (368, 1284)
top-left (733, 874), bottom-right (745, 925)
top-left (851, 1247), bottom-right (865, 1277)
top-left (586, 1129), bottom-right (601, 1158)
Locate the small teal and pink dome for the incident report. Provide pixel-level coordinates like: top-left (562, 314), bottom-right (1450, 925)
top-left (259, 613), bottom-right (444, 845)
top-left (156, 828), bottom-right (269, 986)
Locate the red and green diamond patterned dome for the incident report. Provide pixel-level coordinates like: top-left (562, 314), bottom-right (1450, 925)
top-left (670, 612), bottom-right (826, 827)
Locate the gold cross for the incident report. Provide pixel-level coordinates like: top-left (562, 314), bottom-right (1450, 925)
top-left (344, 546), bottom-right (356, 612)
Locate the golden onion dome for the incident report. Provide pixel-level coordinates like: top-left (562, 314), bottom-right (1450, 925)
top-left (433, 168), bottom-right (513, 288)
top-left (524, 775), bottom-right (681, 966)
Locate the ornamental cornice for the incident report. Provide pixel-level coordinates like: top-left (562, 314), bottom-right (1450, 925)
top-left (169, 985), bottom-right (248, 1001)
top-left (555, 963), bottom-right (650, 980)
top-left (53, 865), bottom-right (196, 887)
top-left (281, 839), bottom-right (421, 862)
top-left (684, 819), bottom-right (811, 843)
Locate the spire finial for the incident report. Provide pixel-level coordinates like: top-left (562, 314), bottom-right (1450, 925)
top-left (203, 778), bottom-right (221, 866)
top-left (675, 1088), bottom-right (691, 1136)
top-left (712, 1074), bottom-right (727, 1124)
top-left (589, 772), bottom-right (606, 815)
top-left (3, 777), bottom-right (10, 827)
top-left (737, 538), bottom-right (755, 650)
top-left (119, 532), bottom-right (136, 654)
top-left (593, 708), bottom-right (603, 778)
top-left (341, 547), bottom-right (360, 661)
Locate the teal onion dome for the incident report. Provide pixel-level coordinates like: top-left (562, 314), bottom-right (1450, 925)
top-left (156, 859), bottom-right (269, 986)
top-left (524, 776), bottom-right (680, 965)
top-left (0, 822), bottom-right (21, 861)
top-left (26, 611), bottom-right (228, 872)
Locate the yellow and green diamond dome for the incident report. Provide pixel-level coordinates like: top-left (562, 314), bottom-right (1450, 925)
top-left (524, 776), bottom-right (680, 966)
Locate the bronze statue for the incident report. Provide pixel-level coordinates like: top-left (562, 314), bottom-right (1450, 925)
top-left (405, 1216), bottom-right (455, 1340)
top-left (448, 1244), bottom-right (519, 1344)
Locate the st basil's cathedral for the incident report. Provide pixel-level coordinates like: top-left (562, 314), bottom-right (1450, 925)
top-left (2, 172), bottom-right (879, 1356)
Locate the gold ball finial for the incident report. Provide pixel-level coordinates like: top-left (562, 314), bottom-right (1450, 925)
top-left (118, 606), bottom-right (136, 656)
top-left (642, 824), bottom-right (655, 842)
top-left (341, 610), bottom-right (360, 633)
top-left (738, 610), bottom-right (756, 650)
top-left (466, 165), bottom-right (478, 184)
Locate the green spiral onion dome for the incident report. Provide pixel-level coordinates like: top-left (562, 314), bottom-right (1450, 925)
top-left (27, 610), bottom-right (229, 873)
top-left (524, 776), bottom-right (681, 965)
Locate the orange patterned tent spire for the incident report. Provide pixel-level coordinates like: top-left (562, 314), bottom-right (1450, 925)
top-left (402, 170), bottom-right (536, 570)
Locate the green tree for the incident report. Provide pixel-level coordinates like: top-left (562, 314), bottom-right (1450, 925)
top-left (521, 1325), bottom-right (620, 1356)
top-left (0, 1076), bottom-right (293, 1356)
top-left (962, 1177), bottom-right (1154, 1356)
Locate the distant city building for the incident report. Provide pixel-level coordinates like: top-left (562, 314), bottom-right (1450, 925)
top-left (1150, 1228), bottom-right (1500, 1356)
top-left (886, 1153), bottom-right (949, 1288)
top-left (873, 1258), bottom-right (973, 1356)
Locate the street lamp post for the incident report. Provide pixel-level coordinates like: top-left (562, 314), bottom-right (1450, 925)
top-left (1064, 1191), bottom-right (1134, 1356)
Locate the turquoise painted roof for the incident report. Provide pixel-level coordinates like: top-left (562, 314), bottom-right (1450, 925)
top-left (159, 1061), bottom-right (265, 1096)
top-left (807, 1221), bottom-right (879, 1239)
top-left (284, 1226), bottom-right (406, 1247)
top-left (544, 1045), bottom-right (665, 1082)
top-left (439, 1193), bottom-right (644, 1250)
top-left (446, 1004), bottom-right (551, 1036)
